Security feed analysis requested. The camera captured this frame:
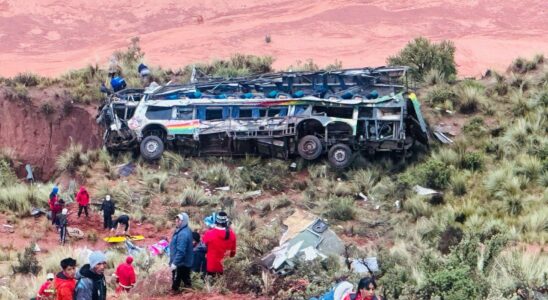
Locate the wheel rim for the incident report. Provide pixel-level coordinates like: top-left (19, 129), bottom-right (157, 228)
top-left (302, 140), bottom-right (318, 155)
top-left (145, 140), bottom-right (159, 153)
top-left (333, 149), bottom-right (347, 162)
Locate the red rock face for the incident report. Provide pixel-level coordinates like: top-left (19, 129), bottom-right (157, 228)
top-left (0, 0), bottom-right (547, 77)
top-left (0, 95), bottom-right (101, 180)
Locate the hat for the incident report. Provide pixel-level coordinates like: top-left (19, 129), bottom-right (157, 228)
top-left (46, 273), bottom-right (55, 280)
top-left (62, 208), bottom-right (68, 215)
top-left (52, 186), bottom-right (59, 195)
top-left (126, 256), bottom-right (133, 264)
top-left (88, 251), bottom-right (107, 269)
top-left (176, 212), bottom-right (189, 227)
top-left (105, 195), bottom-right (111, 201)
top-left (215, 211), bottom-right (228, 225)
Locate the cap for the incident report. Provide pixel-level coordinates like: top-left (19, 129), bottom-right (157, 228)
top-left (46, 273), bottom-right (55, 280)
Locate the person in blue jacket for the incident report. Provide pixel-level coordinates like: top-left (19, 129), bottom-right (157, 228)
top-left (169, 212), bottom-right (194, 293)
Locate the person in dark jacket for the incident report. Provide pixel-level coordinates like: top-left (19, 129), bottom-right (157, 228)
top-left (76, 186), bottom-right (90, 218)
top-left (111, 214), bottom-right (130, 235)
top-left (191, 231), bottom-right (207, 277)
top-left (169, 212), bottom-right (194, 293)
top-left (100, 195), bottom-right (115, 230)
top-left (56, 208), bottom-right (69, 245)
top-left (74, 251), bottom-right (107, 300)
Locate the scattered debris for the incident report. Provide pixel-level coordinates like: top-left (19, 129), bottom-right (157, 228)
top-left (242, 190), bottom-right (262, 200)
top-left (31, 207), bottom-right (46, 216)
top-left (25, 164), bottom-right (34, 183)
top-left (215, 186), bottom-right (230, 191)
top-left (350, 257), bottom-right (379, 273)
top-left (148, 239), bottom-right (169, 256)
top-left (260, 210), bottom-right (345, 275)
top-left (67, 227), bottom-right (84, 239)
top-left (289, 162), bottom-right (297, 171)
top-left (33, 243), bottom-right (41, 252)
top-left (433, 130), bottom-right (454, 144)
top-left (413, 185), bottom-right (440, 196)
top-left (1, 224), bottom-right (14, 233)
top-left (359, 193), bottom-right (368, 201)
top-left (118, 162), bottom-right (136, 177)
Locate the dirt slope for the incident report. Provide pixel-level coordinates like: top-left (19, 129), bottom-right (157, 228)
top-left (0, 91), bottom-right (101, 180)
top-left (0, 0), bottom-right (547, 77)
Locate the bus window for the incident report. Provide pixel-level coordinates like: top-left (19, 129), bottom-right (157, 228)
top-left (176, 107), bottom-right (193, 120)
top-left (294, 105), bottom-right (308, 116)
top-left (205, 108), bottom-right (223, 120)
top-left (146, 106), bottom-right (172, 120)
top-left (252, 108), bottom-right (267, 118)
top-left (312, 106), bottom-right (353, 119)
top-left (238, 108), bottom-right (253, 118)
top-left (267, 107), bottom-right (288, 117)
top-left (358, 107), bottom-right (373, 118)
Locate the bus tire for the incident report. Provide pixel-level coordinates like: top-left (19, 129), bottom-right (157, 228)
top-left (297, 135), bottom-right (323, 160)
top-left (328, 143), bottom-right (353, 169)
top-left (140, 135), bottom-right (164, 161)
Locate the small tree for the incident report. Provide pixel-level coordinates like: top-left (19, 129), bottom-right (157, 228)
top-left (388, 37), bottom-right (457, 82)
top-left (12, 242), bottom-right (42, 275)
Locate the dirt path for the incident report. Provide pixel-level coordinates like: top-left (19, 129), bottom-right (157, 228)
top-left (0, 0), bottom-right (547, 77)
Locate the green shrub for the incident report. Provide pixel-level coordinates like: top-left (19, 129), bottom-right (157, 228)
top-left (239, 159), bottom-right (286, 191)
top-left (0, 184), bottom-right (51, 216)
top-left (12, 243), bottom-right (41, 275)
top-left (180, 185), bottom-right (209, 206)
top-left (463, 116), bottom-right (488, 138)
top-left (200, 163), bottom-right (232, 187)
top-left (451, 171), bottom-right (469, 196)
top-left (324, 196), bottom-right (356, 221)
top-left (423, 69), bottom-right (446, 86)
top-left (56, 143), bottom-right (85, 173)
top-left (459, 151), bottom-right (484, 171)
top-left (388, 37), bottom-right (456, 82)
top-left (12, 72), bottom-right (41, 87)
top-left (425, 84), bottom-right (457, 106)
top-left (404, 195), bottom-right (433, 219)
top-left (455, 85), bottom-right (487, 113)
top-left (0, 159), bottom-right (17, 187)
top-left (416, 158), bottom-right (452, 189)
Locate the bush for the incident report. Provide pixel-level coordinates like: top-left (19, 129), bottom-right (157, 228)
top-left (56, 143), bottom-right (85, 173)
top-left (423, 69), bottom-right (446, 86)
top-left (180, 185), bottom-right (209, 206)
top-left (0, 159), bottom-right (17, 187)
top-left (462, 116), bottom-right (488, 138)
top-left (239, 159), bottom-right (287, 191)
top-left (200, 163), bottom-right (232, 187)
top-left (196, 54), bottom-right (274, 78)
top-left (455, 85), bottom-right (487, 113)
top-left (0, 184), bottom-right (51, 216)
top-left (12, 243), bottom-right (41, 275)
top-left (425, 84), bottom-right (457, 108)
top-left (416, 158), bottom-right (452, 189)
top-left (324, 196), bottom-right (356, 221)
top-left (387, 37), bottom-right (456, 82)
top-left (459, 151), bottom-right (484, 171)
top-left (12, 72), bottom-right (41, 87)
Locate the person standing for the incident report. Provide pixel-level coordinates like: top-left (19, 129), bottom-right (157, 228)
top-left (56, 208), bottom-right (69, 245)
top-left (74, 251), bottom-right (107, 300)
top-left (169, 212), bottom-right (194, 294)
top-left (75, 186), bottom-right (90, 218)
top-left (114, 256), bottom-right (137, 295)
top-left (49, 186), bottom-right (59, 225)
top-left (35, 273), bottom-right (55, 300)
top-left (54, 257), bottom-right (77, 300)
top-left (202, 211), bottom-right (237, 276)
top-left (100, 195), bottom-right (115, 230)
top-left (191, 231), bottom-right (207, 277)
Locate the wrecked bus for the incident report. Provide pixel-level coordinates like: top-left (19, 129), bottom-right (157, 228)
top-left (97, 67), bottom-right (429, 168)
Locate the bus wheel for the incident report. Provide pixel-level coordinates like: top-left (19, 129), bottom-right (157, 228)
top-left (328, 143), bottom-right (353, 169)
top-left (140, 135), bottom-right (164, 161)
top-left (298, 135), bottom-right (323, 160)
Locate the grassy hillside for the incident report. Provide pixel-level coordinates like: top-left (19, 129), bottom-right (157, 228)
top-left (0, 39), bottom-right (546, 299)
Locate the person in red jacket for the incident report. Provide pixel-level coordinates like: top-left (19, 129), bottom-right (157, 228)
top-left (342, 277), bottom-right (383, 300)
top-left (35, 273), bottom-right (55, 299)
top-left (202, 211), bottom-right (237, 276)
top-left (54, 257), bottom-right (77, 300)
top-left (75, 186), bottom-right (90, 218)
top-left (114, 256), bottom-right (137, 294)
top-left (49, 186), bottom-right (59, 225)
